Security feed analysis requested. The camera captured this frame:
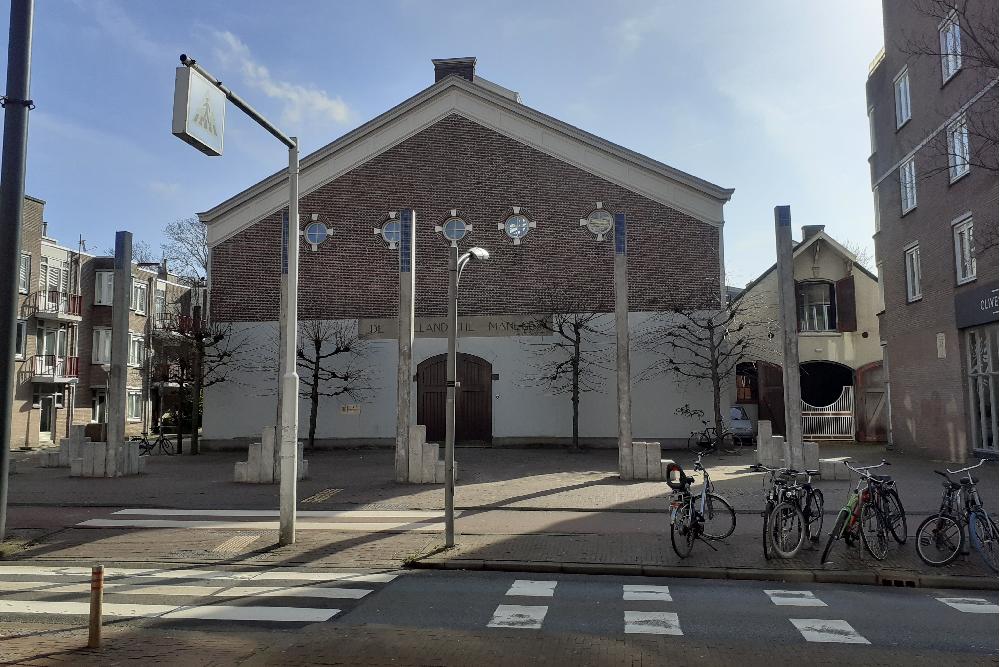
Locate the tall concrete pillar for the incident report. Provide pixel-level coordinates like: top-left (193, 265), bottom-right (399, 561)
top-left (395, 210), bottom-right (416, 482)
top-left (275, 211), bottom-right (288, 479)
top-left (774, 206), bottom-right (803, 463)
top-left (106, 231), bottom-right (131, 449)
top-left (614, 213), bottom-right (633, 479)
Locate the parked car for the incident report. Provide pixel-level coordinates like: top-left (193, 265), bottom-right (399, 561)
top-left (729, 405), bottom-right (754, 443)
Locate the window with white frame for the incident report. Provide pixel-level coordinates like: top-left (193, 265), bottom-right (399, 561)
top-left (905, 244), bottom-right (922, 302)
top-left (15, 320), bottom-right (27, 358)
top-left (868, 106), bottom-right (877, 154)
top-left (954, 216), bottom-right (976, 284)
top-left (947, 114), bottom-right (970, 181)
top-left (940, 10), bottom-right (962, 81)
top-left (131, 278), bottom-right (147, 315)
top-left (899, 158), bottom-right (917, 213)
top-left (91, 389), bottom-right (107, 423)
top-left (94, 271), bottom-right (114, 305)
top-left (18, 253), bottom-right (30, 293)
top-left (126, 389), bottom-right (142, 422)
top-left (797, 282), bottom-right (837, 332)
top-left (894, 68), bottom-right (911, 127)
top-left (128, 332), bottom-right (144, 367)
top-left (92, 327), bottom-right (111, 364)
top-left (873, 186), bottom-right (881, 232)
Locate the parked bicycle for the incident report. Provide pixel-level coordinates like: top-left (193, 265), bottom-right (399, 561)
top-left (821, 460), bottom-right (903, 563)
top-left (915, 459), bottom-right (997, 572)
top-left (130, 430), bottom-right (175, 456)
top-left (687, 420), bottom-right (742, 456)
top-left (666, 454), bottom-right (736, 558)
top-left (761, 466), bottom-right (824, 559)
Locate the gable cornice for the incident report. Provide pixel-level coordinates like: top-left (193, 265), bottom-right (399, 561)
top-left (200, 76), bottom-right (735, 247)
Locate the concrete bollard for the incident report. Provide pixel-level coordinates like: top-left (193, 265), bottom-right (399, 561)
top-left (88, 564), bottom-right (104, 649)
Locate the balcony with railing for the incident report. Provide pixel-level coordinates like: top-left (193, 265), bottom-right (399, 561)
top-left (152, 312), bottom-right (194, 336)
top-left (31, 354), bottom-right (80, 383)
top-left (28, 290), bottom-right (83, 322)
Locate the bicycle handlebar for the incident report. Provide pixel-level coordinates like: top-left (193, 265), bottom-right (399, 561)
top-left (945, 458), bottom-right (987, 476)
top-left (844, 459), bottom-right (890, 479)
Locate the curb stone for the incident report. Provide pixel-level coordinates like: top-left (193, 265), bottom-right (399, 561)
top-left (407, 558), bottom-right (998, 590)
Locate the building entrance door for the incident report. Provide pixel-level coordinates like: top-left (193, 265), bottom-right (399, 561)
top-left (417, 353), bottom-right (493, 444)
top-left (39, 395), bottom-right (56, 442)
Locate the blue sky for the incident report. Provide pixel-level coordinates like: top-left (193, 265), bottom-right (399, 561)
top-left (6, 0), bottom-right (883, 285)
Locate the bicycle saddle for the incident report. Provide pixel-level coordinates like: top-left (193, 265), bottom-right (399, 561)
top-left (961, 476), bottom-right (979, 485)
top-left (942, 480), bottom-right (961, 490)
top-left (805, 469), bottom-right (819, 476)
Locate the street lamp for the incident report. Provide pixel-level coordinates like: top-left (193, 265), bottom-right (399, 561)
top-left (445, 246), bottom-right (489, 548)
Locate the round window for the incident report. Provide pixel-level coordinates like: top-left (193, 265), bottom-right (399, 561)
top-left (381, 220), bottom-right (401, 245)
top-left (303, 221), bottom-right (328, 246)
top-left (586, 210), bottom-right (613, 236)
top-left (442, 217), bottom-right (468, 242)
top-left (504, 214), bottom-right (531, 239)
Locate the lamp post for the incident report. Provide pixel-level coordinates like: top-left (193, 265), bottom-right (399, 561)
top-left (445, 246), bottom-right (489, 548)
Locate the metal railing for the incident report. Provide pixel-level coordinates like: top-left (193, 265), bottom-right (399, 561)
top-left (32, 290), bottom-right (82, 317)
top-left (32, 354), bottom-right (79, 378)
top-left (802, 386), bottom-right (855, 440)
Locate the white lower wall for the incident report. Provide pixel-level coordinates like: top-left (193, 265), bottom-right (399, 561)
top-left (202, 314), bottom-right (717, 443)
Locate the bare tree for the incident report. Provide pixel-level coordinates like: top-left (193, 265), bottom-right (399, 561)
top-left (296, 320), bottom-right (373, 450)
top-left (522, 300), bottom-right (611, 450)
top-left (899, 1), bottom-right (998, 177)
top-left (637, 289), bottom-right (777, 450)
top-left (841, 240), bottom-right (876, 272)
top-left (103, 240), bottom-right (156, 264)
top-left (158, 304), bottom-right (250, 454)
top-left (161, 216), bottom-right (210, 279)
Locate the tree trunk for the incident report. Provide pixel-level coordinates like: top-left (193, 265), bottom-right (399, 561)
top-left (709, 325), bottom-right (724, 450)
top-left (190, 341), bottom-right (203, 455)
top-left (308, 339), bottom-right (321, 451)
top-left (571, 333), bottom-right (581, 451)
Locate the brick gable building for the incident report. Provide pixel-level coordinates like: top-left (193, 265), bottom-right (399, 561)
top-left (200, 58), bottom-right (734, 447)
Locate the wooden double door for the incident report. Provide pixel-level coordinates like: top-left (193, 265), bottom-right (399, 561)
top-left (417, 353), bottom-right (492, 444)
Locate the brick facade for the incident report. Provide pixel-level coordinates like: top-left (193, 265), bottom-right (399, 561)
top-left (211, 114), bottom-right (721, 323)
top-left (867, 1), bottom-right (999, 458)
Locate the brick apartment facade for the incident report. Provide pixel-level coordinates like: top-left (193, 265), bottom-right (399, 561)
top-left (199, 58), bottom-right (735, 446)
top-left (867, 1), bottom-right (999, 459)
top-left (11, 197), bottom-right (194, 450)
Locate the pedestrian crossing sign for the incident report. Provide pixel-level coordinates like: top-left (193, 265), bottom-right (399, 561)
top-left (172, 66), bottom-right (226, 156)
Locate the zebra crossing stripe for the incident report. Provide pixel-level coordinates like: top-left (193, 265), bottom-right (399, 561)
top-left (505, 580), bottom-right (557, 597)
top-left (765, 590), bottom-right (826, 607)
top-left (790, 619), bottom-right (870, 644)
top-left (0, 599), bottom-right (342, 623)
top-left (0, 581), bottom-right (371, 599)
top-left (0, 565), bottom-right (398, 583)
top-left (937, 598), bottom-right (1000, 614)
top-left (623, 585), bottom-right (672, 602)
top-left (488, 604), bottom-right (548, 629)
top-left (624, 611), bottom-right (682, 635)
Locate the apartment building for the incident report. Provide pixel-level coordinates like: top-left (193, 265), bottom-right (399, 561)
top-left (866, 1), bottom-right (998, 459)
top-left (11, 196), bottom-right (193, 450)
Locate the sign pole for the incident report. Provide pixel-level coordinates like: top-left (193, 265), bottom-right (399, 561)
top-left (613, 213), bottom-right (633, 480)
top-left (279, 139), bottom-right (300, 545)
top-left (445, 245), bottom-right (458, 547)
top-left (0, 0), bottom-right (34, 542)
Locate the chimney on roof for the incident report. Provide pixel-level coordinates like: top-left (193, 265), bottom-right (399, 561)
top-left (801, 225), bottom-right (825, 241)
top-left (433, 57), bottom-right (476, 83)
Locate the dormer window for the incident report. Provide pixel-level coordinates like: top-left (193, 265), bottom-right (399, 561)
top-left (797, 282), bottom-right (837, 332)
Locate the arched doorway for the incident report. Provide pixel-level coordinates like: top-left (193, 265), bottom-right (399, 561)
top-left (417, 353), bottom-right (493, 444)
top-left (800, 361), bottom-right (854, 406)
top-left (800, 361), bottom-right (855, 440)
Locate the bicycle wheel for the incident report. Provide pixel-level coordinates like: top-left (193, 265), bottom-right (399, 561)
top-left (702, 493), bottom-right (736, 540)
top-left (161, 437), bottom-right (176, 456)
top-left (762, 500), bottom-right (774, 560)
top-left (971, 512), bottom-right (999, 573)
top-left (687, 433), bottom-right (704, 454)
top-left (880, 489), bottom-right (907, 544)
top-left (860, 502), bottom-right (889, 560)
top-left (724, 432), bottom-right (743, 455)
top-left (821, 508), bottom-right (849, 564)
top-left (915, 514), bottom-right (964, 566)
top-left (767, 500), bottom-right (806, 558)
top-left (805, 489), bottom-right (825, 543)
top-left (671, 502), bottom-right (696, 559)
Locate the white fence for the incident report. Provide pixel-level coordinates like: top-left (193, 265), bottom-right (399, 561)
top-left (801, 386), bottom-right (854, 440)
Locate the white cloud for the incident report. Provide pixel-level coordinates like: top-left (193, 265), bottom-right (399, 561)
top-left (75, 0), bottom-right (164, 62)
top-left (211, 30), bottom-right (354, 129)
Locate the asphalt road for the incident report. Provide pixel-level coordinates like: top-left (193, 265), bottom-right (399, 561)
top-left (0, 564), bottom-right (996, 665)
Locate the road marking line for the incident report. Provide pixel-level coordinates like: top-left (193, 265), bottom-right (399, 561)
top-left (505, 580), bottom-right (557, 597)
top-left (0, 581), bottom-right (371, 599)
top-left (487, 604), bottom-right (547, 629)
top-left (77, 519), bottom-right (445, 532)
top-left (112, 509), bottom-right (456, 518)
top-left (624, 611), bottom-right (682, 635)
top-left (301, 488), bottom-right (343, 504)
top-left (623, 585), bottom-right (672, 602)
top-left (790, 619), bottom-right (870, 644)
top-left (764, 590), bottom-right (826, 607)
top-left (0, 565), bottom-right (398, 583)
top-left (937, 597), bottom-right (1000, 614)
top-left (0, 599), bottom-right (340, 622)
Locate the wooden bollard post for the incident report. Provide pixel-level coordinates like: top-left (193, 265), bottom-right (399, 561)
top-left (88, 564), bottom-right (104, 649)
